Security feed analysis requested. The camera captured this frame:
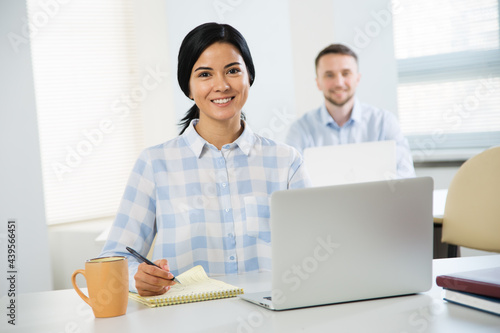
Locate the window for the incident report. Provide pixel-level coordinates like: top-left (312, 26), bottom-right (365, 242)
top-left (28, 0), bottom-right (145, 224)
top-left (392, 0), bottom-right (500, 158)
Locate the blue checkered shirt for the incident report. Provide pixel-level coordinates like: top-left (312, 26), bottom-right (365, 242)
top-left (100, 120), bottom-right (310, 291)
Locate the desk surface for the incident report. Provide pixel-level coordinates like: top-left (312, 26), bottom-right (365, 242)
top-left (2, 255), bottom-right (500, 333)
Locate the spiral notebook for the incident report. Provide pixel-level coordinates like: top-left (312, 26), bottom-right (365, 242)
top-left (129, 265), bottom-right (244, 307)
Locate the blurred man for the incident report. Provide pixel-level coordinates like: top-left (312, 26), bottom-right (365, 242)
top-left (286, 44), bottom-right (415, 178)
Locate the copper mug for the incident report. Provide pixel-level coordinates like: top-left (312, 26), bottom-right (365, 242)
top-left (71, 256), bottom-right (129, 318)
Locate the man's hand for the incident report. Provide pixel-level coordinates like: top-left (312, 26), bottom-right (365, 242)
top-left (134, 259), bottom-right (176, 296)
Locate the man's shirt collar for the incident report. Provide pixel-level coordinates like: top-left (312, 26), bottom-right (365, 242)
top-left (320, 98), bottom-right (361, 128)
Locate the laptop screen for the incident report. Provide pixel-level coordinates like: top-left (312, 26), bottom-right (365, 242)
top-left (303, 141), bottom-right (396, 187)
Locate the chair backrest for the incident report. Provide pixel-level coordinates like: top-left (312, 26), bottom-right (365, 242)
top-left (441, 146), bottom-right (500, 252)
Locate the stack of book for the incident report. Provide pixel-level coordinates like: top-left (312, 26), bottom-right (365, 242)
top-left (436, 267), bottom-right (500, 316)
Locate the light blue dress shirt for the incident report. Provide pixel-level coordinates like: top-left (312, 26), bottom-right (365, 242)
top-left (100, 119), bottom-right (309, 291)
top-left (285, 100), bottom-right (415, 178)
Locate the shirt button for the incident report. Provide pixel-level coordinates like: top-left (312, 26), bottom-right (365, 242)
top-left (222, 183), bottom-right (227, 188)
top-left (225, 208), bottom-right (230, 213)
top-left (230, 256), bottom-right (235, 260)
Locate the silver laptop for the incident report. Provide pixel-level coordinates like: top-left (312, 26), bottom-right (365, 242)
top-left (303, 141), bottom-right (396, 187)
top-left (239, 177), bottom-right (433, 310)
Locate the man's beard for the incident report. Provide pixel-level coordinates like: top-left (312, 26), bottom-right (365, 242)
top-left (324, 90), bottom-right (354, 107)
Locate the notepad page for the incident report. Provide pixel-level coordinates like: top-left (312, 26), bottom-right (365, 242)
top-left (151, 265), bottom-right (239, 298)
top-left (158, 278), bottom-right (239, 299)
top-left (129, 265), bottom-right (244, 307)
top-left (175, 264), bottom-right (210, 285)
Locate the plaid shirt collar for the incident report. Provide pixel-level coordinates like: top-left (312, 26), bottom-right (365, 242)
top-left (182, 119), bottom-right (256, 158)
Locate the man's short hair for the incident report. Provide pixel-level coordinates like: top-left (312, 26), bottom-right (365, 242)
top-left (315, 44), bottom-right (358, 70)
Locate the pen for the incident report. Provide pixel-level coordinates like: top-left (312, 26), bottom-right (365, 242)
top-left (126, 246), bottom-right (181, 284)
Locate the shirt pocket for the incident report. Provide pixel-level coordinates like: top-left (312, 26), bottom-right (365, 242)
top-left (243, 195), bottom-right (271, 242)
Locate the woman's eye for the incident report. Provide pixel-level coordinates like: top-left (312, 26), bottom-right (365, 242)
top-left (228, 68), bottom-right (241, 74)
top-left (198, 72), bottom-right (210, 78)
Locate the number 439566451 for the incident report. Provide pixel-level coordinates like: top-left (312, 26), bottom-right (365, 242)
top-left (7, 221), bottom-right (16, 269)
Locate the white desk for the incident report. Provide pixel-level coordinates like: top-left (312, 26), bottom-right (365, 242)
top-left (2, 255), bottom-right (499, 333)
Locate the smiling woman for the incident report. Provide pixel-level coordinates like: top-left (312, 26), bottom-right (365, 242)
top-left (177, 23), bottom-right (255, 136)
top-left (188, 42), bottom-right (250, 149)
top-left (99, 22), bottom-right (310, 296)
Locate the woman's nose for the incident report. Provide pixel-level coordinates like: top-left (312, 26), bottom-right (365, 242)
top-left (214, 74), bottom-right (230, 92)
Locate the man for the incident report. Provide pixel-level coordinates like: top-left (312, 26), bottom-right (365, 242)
top-left (285, 44), bottom-right (415, 178)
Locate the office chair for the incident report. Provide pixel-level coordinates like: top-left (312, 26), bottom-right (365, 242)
top-left (441, 146), bottom-right (500, 257)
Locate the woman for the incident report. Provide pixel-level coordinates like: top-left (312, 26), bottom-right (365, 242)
top-left (100, 23), bottom-right (309, 296)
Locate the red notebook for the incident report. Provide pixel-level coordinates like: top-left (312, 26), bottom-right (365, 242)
top-left (436, 267), bottom-right (500, 299)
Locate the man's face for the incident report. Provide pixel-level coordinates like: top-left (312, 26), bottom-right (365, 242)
top-left (315, 54), bottom-right (361, 107)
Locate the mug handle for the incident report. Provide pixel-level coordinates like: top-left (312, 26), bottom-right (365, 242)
top-left (71, 269), bottom-right (91, 306)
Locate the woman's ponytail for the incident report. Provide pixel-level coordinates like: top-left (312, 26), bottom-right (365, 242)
top-left (178, 104), bottom-right (200, 135)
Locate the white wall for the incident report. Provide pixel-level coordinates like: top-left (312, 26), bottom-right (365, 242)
top-left (49, 220), bottom-right (106, 290)
top-left (0, 0), bottom-right (52, 294)
top-left (288, 0), bottom-right (335, 118)
top-left (416, 165), bottom-right (460, 190)
top-left (330, 0), bottom-right (399, 115)
top-left (132, 0), bottom-right (177, 147)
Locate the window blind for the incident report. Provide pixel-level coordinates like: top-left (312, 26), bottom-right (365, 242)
top-left (28, 0), bottom-right (145, 224)
top-left (392, 0), bottom-right (500, 151)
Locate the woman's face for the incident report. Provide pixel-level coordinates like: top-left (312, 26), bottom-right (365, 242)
top-left (189, 42), bottom-right (250, 126)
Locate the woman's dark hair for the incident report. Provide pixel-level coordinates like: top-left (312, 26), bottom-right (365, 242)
top-left (177, 22), bottom-right (256, 134)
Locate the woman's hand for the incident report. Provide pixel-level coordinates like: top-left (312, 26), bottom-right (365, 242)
top-left (134, 259), bottom-right (176, 296)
